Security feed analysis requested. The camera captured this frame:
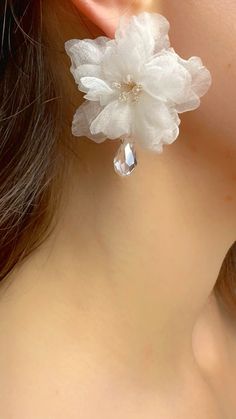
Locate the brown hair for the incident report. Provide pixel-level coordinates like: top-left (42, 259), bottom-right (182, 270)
top-left (0, 0), bottom-right (63, 281)
top-left (0, 0), bottom-right (235, 315)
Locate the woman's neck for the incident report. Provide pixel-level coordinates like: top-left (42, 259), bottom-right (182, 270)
top-left (7, 128), bottom-right (236, 387)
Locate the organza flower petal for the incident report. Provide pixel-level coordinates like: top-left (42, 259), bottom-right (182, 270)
top-left (101, 39), bottom-right (146, 83)
top-left (116, 12), bottom-right (170, 57)
top-left (73, 64), bottom-right (102, 84)
top-left (80, 77), bottom-right (112, 93)
top-left (90, 100), bottom-right (132, 139)
top-left (80, 77), bottom-right (116, 106)
top-left (65, 37), bottom-right (109, 67)
top-left (176, 55), bottom-right (212, 98)
top-left (101, 12), bottom-right (170, 83)
top-left (133, 94), bottom-right (180, 151)
top-left (72, 101), bottom-right (107, 143)
top-left (175, 94), bottom-right (200, 113)
top-left (141, 52), bottom-right (192, 104)
top-left (65, 37), bottom-right (110, 84)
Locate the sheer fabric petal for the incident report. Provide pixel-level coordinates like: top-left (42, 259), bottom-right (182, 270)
top-left (177, 55), bottom-right (212, 98)
top-left (115, 12), bottom-right (170, 57)
top-left (65, 37), bottom-right (109, 84)
top-left (101, 41), bottom-right (145, 82)
top-left (90, 101), bottom-right (132, 139)
top-left (175, 94), bottom-right (200, 113)
top-left (168, 52), bottom-right (212, 112)
top-left (133, 94), bottom-right (180, 151)
top-left (72, 101), bottom-right (106, 143)
top-left (73, 64), bottom-right (102, 84)
top-left (80, 77), bottom-right (115, 106)
top-left (141, 53), bottom-right (192, 104)
top-left (101, 13), bottom-right (170, 83)
top-left (65, 37), bottom-right (109, 67)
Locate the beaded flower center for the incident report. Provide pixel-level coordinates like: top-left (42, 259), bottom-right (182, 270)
top-left (112, 74), bottom-right (143, 103)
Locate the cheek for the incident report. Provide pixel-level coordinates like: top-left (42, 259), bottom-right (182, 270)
top-left (159, 0), bottom-right (236, 149)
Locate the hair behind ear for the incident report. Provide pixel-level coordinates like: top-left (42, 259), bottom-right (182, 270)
top-left (0, 0), bottom-right (62, 281)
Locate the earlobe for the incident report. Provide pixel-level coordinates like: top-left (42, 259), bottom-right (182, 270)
top-left (71, 0), bottom-right (147, 37)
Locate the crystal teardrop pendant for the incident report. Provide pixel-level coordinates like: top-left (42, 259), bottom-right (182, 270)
top-left (113, 141), bottom-right (137, 177)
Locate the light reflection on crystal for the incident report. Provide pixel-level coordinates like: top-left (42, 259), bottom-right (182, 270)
top-left (113, 141), bottom-right (137, 177)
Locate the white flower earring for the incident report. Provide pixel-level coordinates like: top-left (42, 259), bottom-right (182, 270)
top-left (65, 12), bottom-right (212, 177)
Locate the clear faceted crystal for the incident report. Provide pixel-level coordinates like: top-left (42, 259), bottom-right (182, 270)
top-left (113, 141), bottom-right (137, 177)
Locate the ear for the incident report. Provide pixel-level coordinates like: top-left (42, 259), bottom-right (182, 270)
top-left (71, 0), bottom-right (151, 38)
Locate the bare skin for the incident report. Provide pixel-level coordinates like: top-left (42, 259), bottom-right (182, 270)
top-left (0, 0), bottom-right (236, 417)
